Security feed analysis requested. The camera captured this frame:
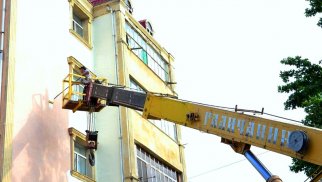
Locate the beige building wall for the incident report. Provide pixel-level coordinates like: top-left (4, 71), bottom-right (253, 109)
top-left (93, 1), bottom-right (186, 181)
top-left (92, 8), bottom-right (124, 181)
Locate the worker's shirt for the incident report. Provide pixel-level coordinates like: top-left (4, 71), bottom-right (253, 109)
top-left (81, 69), bottom-right (91, 84)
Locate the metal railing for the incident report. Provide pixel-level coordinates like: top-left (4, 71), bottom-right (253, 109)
top-left (62, 73), bottom-right (85, 103)
top-left (62, 73), bottom-right (108, 105)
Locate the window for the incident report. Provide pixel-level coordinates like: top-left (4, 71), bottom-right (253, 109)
top-left (70, 0), bottom-right (92, 48)
top-left (73, 13), bottom-right (84, 37)
top-left (149, 119), bottom-right (177, 141)
top-left (145, 21), bottom-right (154, 36)
top-left (130, 78), bottom-right (146, 93)
top-left (69, 128), bottom-right (95, 182)
top-left (136, 146), bottom-right (180, 182)
top-left (129, 78), bottom-right (177, 141)
top-left (125, 0), bottom-right (133, 14)
top-left (139, 20), bottom-right (154, 36)
top-left (74, 142), bottom-right (92, 176)
top-left (125, 23), bottom-right (169, 82)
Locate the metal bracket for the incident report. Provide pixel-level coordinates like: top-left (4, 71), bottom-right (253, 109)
top-left (235, 105), bottom-right (264, 115)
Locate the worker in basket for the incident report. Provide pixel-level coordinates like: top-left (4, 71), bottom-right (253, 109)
top-left (80, 66), bottom-right (102, 107)
top-left (80, 66), bottom-right (94, 105)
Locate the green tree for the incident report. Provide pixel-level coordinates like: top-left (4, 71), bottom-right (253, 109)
top-left (305, 0), bottom-right (322, 28)
top-left (278, 56), bottom-right (322, 177)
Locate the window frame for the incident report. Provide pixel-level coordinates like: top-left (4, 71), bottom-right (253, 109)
top-left (124, 0), bottom-right (133, 14)
top-left (136, 145), bottom-right (180, 182)
top-left (69, 0), bottom-right (93, 49)
top-left (129, 76), bottom-right (146, 93)
top-left (129, 77), bottom-right (178, 142)
top-left (149, 119), bottom-right (178, 142)
top-left (68, 127), bottom-right (96, 182)
top-left (125, 22), bottom-right (170, 82)
top-left (73, 13), bottom-right (84, 37)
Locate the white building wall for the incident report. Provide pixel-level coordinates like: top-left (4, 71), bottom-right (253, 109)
top-left (12, 0), bottom-right (92, 181)
top-left (92, 14), bottom-right (123, 182)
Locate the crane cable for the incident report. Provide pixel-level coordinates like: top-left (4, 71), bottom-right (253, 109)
top-left (188, 151), bottom-right (270, 180)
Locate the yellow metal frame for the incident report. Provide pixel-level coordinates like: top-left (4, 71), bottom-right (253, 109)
top-left (62, 56), bottom-right (107, 112)
top-left (62, 73), bottom-right (85, 102)
top-left (62, 73), bottom-right (108, 109)
top-left (142, 93), bottom-right (322, 166)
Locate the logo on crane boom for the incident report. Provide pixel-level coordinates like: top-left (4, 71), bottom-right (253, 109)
top-left (203, 112), bottom-right (291, 147)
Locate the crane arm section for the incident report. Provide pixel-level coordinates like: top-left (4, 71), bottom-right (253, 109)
top-left (142, 93), bottom-right (322, 166)
top-left (102, 86), bottom-right (322, 166)
top-left (61, 62), bottom-right (321, 181)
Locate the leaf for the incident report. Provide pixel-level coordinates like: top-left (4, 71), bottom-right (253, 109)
top-left (279, 56), bottom-right (322, 176)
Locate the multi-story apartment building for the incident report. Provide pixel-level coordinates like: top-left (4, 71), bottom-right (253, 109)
top-left (0, 0), bottom-right (186, 181)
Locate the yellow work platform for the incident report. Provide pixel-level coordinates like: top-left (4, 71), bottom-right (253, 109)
top-left (63, 100), bottom-right (105, 112)
top-left (62, 56), bottom-right (108, 113)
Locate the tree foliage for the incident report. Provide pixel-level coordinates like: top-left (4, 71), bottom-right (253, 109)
top-left (305, 0), bottom-right (322, 28)
top-left (278, 56), bottom-right (322, 177)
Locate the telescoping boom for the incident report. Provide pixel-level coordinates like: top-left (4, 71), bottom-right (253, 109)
top-left (62, 78), bottom-right (322, 182)
top-left (100, 87), bottom-right (322, 165)
top-left (92, 85), bottom-right (322, 182)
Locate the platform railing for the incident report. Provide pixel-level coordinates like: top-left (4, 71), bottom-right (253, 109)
top-left (62, 73), bottom-right (108, 111)
top-left (62, 73), bottom-right (86, 104)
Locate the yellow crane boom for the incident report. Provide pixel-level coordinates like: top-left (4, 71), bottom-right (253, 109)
top-left (142, 93), bottom-right (322, 166)
top-left (60, 73), bottom-right (322, 182)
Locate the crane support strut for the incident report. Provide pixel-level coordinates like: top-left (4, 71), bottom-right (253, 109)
top-left (244, 150), bottom-right (282, 182)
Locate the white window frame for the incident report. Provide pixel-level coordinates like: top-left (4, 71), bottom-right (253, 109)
top-left (73, 14), bottom-right (84, 37)
top-left (125, 23), bottom-right (170, 82)
top-left (69, 127), bottom-right (96, 182)
top-left (136, 146), bottom-right (179, 182)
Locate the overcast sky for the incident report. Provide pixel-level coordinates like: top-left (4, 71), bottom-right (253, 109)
top-left (133, 1), bottom-right (321, 181)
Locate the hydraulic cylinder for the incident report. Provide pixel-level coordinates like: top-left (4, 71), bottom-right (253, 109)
top-left (244, 150), bottom-right (282, 182)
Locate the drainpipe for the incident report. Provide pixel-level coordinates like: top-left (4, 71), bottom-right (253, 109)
top-left (0, 0), bottom-right (6, 179)
top-left (0, 0), bottom-right (6, 101)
